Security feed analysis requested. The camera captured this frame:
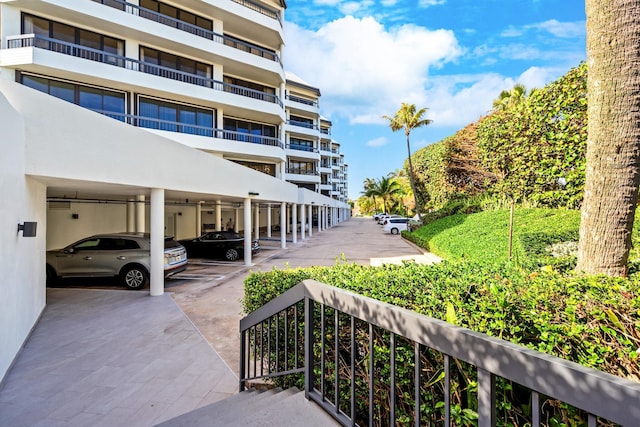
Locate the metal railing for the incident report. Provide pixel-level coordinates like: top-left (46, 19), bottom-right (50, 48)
top-left (285, 168), bottom-right (319, 176)
top-left (286, 94), bottom-right (319, 107)
top-left (240, 280), bottom-right (640, 427)
top-left (90, 109), bottom-right (283, 148)
top-left (287, 119), bottom-right (319, 130)
top-left (286, 143), bottom-right (319, 153)
top-left (91, 0), bottom-right (281, 64)
top-left (231, 0), bottom-right (282, 26)
top-left (6, 34), bottom-right (283, 107)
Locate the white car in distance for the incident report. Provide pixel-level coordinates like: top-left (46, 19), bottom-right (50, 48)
top-left (383, 218), bottom-right (410, 235)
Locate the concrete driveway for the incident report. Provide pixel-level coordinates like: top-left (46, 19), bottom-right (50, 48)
top-left (167, 217), bottom-right (441, 375)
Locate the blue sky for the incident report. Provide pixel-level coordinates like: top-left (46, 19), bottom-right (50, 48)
top-left (281, 0), bottom-right (586, 200)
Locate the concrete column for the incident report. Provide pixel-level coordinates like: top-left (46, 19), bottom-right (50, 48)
top-left (136, 195), bottom-right (145, 232)
top-left (300, 204), bottom-right (306, 240)
top-left (127, 198), bottom-right (135, 232)
top-left (150, 188), bottom-right (164, 296)
top-left (196, 202), bottom-right (202, 236)
top-left (254, 204), bottom-right (260, 239)
top-left (215, 200), bottom-right (222, 231)
top-left (266, 206), bottom-right (272, 238)
top-left (307, 204), bottom-right (313, 237)
top-left (234, 208), bottom-right (239, 233)
top-left (280, 202), bottom-right (287, 249)
top-left (243, 198), bottom-right (252, 266)
top-left (292, 203), bottom-right (298, 244)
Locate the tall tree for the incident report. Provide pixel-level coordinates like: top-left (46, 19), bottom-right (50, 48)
top-left (375, 176), bottom-right (402, 214)
top-left (577, 0), bottom-right (640, 276)
top-left (383, 103), bottom-right (432, 220)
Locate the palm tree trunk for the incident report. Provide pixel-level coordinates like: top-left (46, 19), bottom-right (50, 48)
top-left (577, 0), bottom-right (640, 276)
top-left (406, 133), bottom-right (422, 221)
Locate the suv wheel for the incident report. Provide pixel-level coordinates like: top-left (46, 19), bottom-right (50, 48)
top-left (391, 228), bottom-right (400, 235)
top-left (225, 248), bottom-right (239, 261)
top-left (121, 265), bottom-right (149, 290)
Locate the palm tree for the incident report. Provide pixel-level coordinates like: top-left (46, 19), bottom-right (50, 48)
top-left (577, 0), bottom-right (640, 276)
top-left (362, 177), bottom-right (380, 213)
top-left (492, 83), bottom-right (527, 111)
top-left (376, 176), bottom-right (402, 214)
top-left (383, 103), bottom-right (432, 221)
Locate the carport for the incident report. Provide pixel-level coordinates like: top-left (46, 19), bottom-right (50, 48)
top-left (3, 80), bottom-right (309, 295)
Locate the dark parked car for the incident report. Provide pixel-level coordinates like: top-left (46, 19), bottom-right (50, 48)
top-left (179, 231), bottom-right (260, 261)
top-left (46, 233), bottom-right (188, 290)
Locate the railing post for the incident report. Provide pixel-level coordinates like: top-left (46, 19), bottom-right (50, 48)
top-left (304, 297), bottom-right (314, 399)
top-left (239, 329), bottom-right (246, 392)
top-left (478, 368), bottom-right (496, 427)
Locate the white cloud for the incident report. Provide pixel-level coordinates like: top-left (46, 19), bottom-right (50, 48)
top-left (284, 16), bottom-right (462, 122)
top-left (367, 136), bottom-right (388, 147)
top-left (419, 0), bottom-right (447, 7)
top-left (502, 19), bottom-right (585, 39)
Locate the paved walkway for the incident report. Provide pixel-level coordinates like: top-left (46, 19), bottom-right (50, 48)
top-left (0, 218), bottom-right (440, 426)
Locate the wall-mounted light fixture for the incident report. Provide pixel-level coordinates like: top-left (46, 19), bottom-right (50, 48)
top-left (17, 221), bottom-right (37, 237)
top-left (72, 213), bottom-right (79, 220)
top-left (248, 191), bottom-right (259, 196)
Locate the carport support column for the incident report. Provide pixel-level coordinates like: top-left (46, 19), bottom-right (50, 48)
top-left (215, 200), bottom-right (222, 232)
top-left (254, 204), bottom-right (260, 239)
top-left (243, 198), bottom-right (252, 266)
top-left (150, 188), bottom-right (165, 296)
top-left (300, 204), bottom-right (306, 240)
top-left (308, 205), bottom-right (313, 237)
top-left (292, 203), bottom-right (298, 244)
top-left (266, 206), bottom-right (272, 238)
top-left (136, 195), bottom-right (145, 232)
top-left (127, 198), bottom-right (135, 232)
top-left (280, 202), bottom-right (287, 249)
top-left (196, 202), bottom-right (202, 236)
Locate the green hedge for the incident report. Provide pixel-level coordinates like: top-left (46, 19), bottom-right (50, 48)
top-left (244, 261), bottom-right (639, 425)
top-left (244, 261), bottom-right (639, 380)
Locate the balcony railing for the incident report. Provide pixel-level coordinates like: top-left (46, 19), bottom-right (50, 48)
top-left (285, 168), bottom-right (319, 176)
top-left (6, 34), bottom-right (283, 107)
top-left (91, 0), bottom-right (281, 64)
top-left (287, 119), bottom-right (319, 130)
top-left (286, 143), bottom-right (319, 153)
top-left (240, 280), bottom-right (640, 427)
top-left (286, 94), bottom-right (319, 107)
top-left (231, 0), bottom-right (282, 26)
top-left (91, 109), bottom-right (283, 148)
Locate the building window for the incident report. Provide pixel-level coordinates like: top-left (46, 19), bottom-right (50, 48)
top-left (20, 73), bottom-right (126, 120)
top-left (223, 118), bottom-right (277, 142)
top-left (140, 46), bottom-right (212, 87)
top-left (139, 0), bottom-right (213, 32)
top-left (289, 115), bottom-right (314, 129)
top-left (138, 96), bottom-right (214, 136)
top-left (232, 161), bottom-right (276, 177)
top-left (287, 160), bottom-right (317, 175)
top-left (223, 76), bottom-right (275, 96)
top-left (289, 137), bottom-right (314, 152)
top-left (22, 13), bottom-right (124, 57)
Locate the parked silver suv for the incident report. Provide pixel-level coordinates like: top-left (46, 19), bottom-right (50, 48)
top-left (46, 233), bottom-right (187, 290)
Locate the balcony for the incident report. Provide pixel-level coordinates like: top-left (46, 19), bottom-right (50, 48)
top-left (92, 0), bottom-right (281, 65)
top-left (91, 109), bottom-right (283, 148)
top-left (5, 34), bottom-right (283, 108)
top-left (231, 0), bottom-right (282, 25)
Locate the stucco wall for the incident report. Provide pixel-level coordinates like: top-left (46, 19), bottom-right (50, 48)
top-left (0, 90), bottom-right (47, 383)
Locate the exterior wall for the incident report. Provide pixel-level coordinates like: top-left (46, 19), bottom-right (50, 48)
top-left (0, 90), bottom-right (47, 383)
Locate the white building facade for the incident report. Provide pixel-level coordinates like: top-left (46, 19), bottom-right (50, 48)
top-left (0, 0), bottom-right (350, 382)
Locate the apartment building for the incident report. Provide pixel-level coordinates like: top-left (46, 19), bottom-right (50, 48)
top-left (0, 0), bottom-right (350, 382)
